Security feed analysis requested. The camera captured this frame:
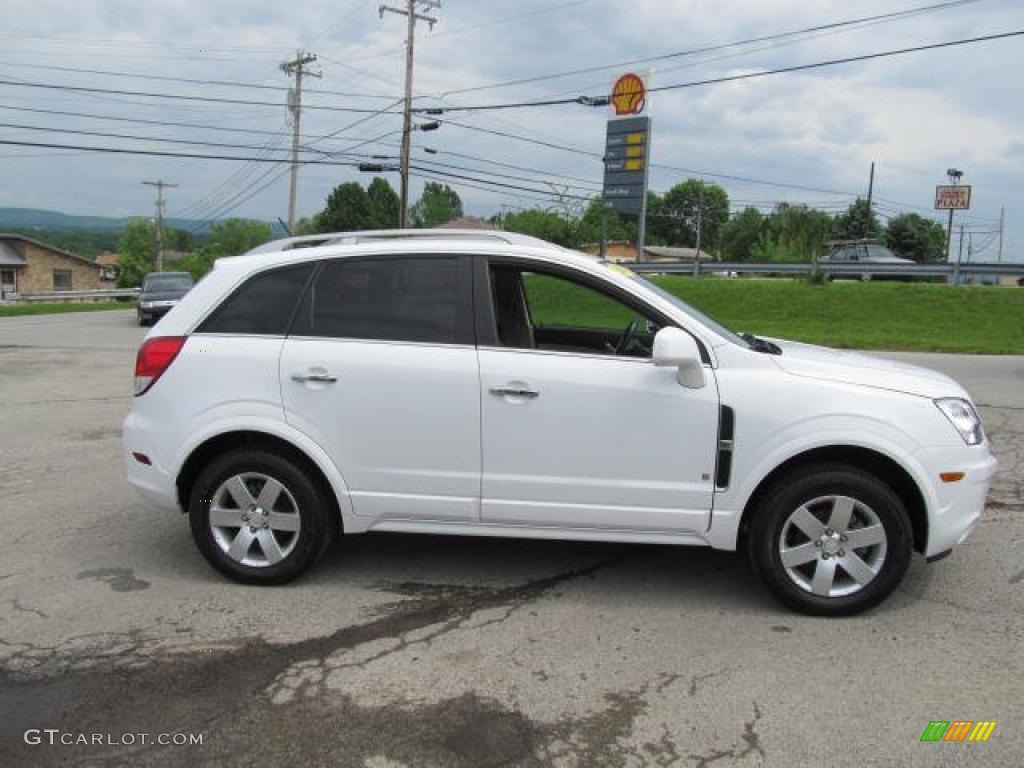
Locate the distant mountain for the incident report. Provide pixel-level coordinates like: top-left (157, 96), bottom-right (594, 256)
top-left (0, 207), bottom-right (286, 236)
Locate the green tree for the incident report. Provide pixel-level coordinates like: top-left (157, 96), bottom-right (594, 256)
top-left (885, 213), bottom-right (947, 262)
top-left (574, 197), bottom-right (635, 248)
top-left (116, 218), bottom-right (156, 287)
top-left (166, 228), bottom-right (196, 252)
top-left (649, 180), bottom-right (730, 249)
top-left (761, 203), bottom-right (834, 261)
top-left (410, 182), bottom-right (463, 228)
top-left (833, 197), bottom-right (883, 241)
top-left (718, 207), bottom-right (764, 261)
top-left (502, 208), bottom-right (576, 247)
top-left (317, 182), bottom-right (373, 232)
top-left (367, 177), bottom-right (400, 229)
top-left (178, 219), bottom-right (272, 280)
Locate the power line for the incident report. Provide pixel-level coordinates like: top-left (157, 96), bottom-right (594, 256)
top-left (0, 120), bottom-right (336, 156)
top-left (0, 77), bottom-right (401, 113)
top-left (418, 29), bottom-right (1024, 113)
top-left (0, 138), bottom-right (370, 166)
top-left (435, 0), bottom-right (982, 97)
top-left (0, 60), bottom-right (401, 99)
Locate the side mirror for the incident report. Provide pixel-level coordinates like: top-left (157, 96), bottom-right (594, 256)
top-left (652, 327), bottom-right (706, 389)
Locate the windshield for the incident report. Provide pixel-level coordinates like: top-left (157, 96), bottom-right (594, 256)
top-left (143, 274), bottom-right (193, 292)
top-left (609, 266), bottom-right (751, 349)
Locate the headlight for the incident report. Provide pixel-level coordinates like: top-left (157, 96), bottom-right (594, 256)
top-left (141, 301), bottom-right (154, 309)
top-left (935, 398), bottom-right (984, 445)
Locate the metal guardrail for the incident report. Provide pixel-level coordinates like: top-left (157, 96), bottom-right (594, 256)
top-left (628, 260), bottom-right (1024, 279)
top-left (16, 288), bottom-right (140, 302)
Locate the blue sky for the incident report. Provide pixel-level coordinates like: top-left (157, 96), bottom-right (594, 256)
top-left (0, 0), bottom-right (1021, 259)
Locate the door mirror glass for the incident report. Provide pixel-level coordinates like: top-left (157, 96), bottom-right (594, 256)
top-left (652, 327), bottom-right (705, 388)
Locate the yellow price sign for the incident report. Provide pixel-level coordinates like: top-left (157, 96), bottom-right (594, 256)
top-left (625, 132), bottom-right (646, 145)
top-left (625, 159), bottom-right (644, 171)
top-left (625, 146), bottom-right (645, 158)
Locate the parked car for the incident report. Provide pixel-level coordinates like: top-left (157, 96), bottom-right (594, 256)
top-left (123, 230), bottom-right (996, 616)
top-left (820, 240), bottom-right (915, 281)
top-left (137, 271), bottom-right (194, 326)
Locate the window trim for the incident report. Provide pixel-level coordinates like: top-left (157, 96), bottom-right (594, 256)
top-left (474, 256), bottom-right (710, 364)
top-left (285, 253), bottom-right (475, 346)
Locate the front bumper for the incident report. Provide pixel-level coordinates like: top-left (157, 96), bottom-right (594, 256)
top-left (920, 446), bottom-right (998, 558)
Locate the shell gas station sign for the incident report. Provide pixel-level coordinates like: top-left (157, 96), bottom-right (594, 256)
top-left (603, 72), bottom-right (651, 215)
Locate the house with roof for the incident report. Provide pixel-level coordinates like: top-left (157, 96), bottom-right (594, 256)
top-left (0, 233), bottom-right (101, 299)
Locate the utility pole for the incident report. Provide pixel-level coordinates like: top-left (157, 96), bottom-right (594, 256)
top-left (865, 161), bottom-right (875, 236)
top-left (380, 0), bottom-right (440, 228)
top-left (944, 167), bottom-right (963, 263)
top-left (998, 206), bottom-right (1005, 262)
top-left (142, 180), bottom-right (178, 272)
top-left (281, 50), bottom-right (321, 235)
top-left (693, 181), bottom-right (704, 276)
top-left (954, 221), bottom-right (966, 285)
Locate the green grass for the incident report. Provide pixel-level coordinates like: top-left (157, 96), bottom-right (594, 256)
top-left (652, 278), bottom-right (1024, 354)
top-left (0, 301), bottom-right (129, 317)
top-left (527, 274), bottom-right (1024, 354)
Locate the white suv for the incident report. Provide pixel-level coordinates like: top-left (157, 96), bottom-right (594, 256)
top-left (123, 230), bottom-right (997, 615)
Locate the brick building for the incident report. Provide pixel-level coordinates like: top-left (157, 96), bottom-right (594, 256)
top-left (0, 234), bottom-right (101, 298)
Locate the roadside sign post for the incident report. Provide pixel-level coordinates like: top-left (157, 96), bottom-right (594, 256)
top-left (935, 183), bottom-right (971, 284)
top-left (602, 72), bottom-right (651, 261)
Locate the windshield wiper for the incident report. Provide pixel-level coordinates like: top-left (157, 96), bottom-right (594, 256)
top-left (740, 333), bottom-right (782, 355)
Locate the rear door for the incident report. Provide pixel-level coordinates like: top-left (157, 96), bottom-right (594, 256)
top-left (280, 255), bottom-right (481, 523)
top-left (476, 259), bottom-right (719, 533)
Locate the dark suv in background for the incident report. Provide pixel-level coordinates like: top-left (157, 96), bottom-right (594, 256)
top-left (137, 272), bottom-right (194, 326)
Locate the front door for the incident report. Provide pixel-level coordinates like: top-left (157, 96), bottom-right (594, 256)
top-left (281, 255), bottom-right (480, 523)
top-left (0, 269), bottom-right (16, 299)
top-left (477, 261), bottom-right (719, 533)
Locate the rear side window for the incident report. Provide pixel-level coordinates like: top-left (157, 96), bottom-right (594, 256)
top-left (198, 264), bottom-right (313, 335)
top-left (291, 257), bottom-right (466, 344)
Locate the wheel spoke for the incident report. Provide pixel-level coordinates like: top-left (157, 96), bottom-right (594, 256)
top-left (811, 557), bottom-right (838, 596)
top-left (209, 506), bottom-right (244, 528)
top-left (256, 530), bottom-right (285, 565)
top-left (840, 552), bottom-right (878, 585)
top-left (266, 511), bottom-right (300, 532)
top-left (845, 523), bottom-right (885, 550)
top-left (225, 476), bottom-right (255, 509)
top-left (827, 496), bottom-right (855, 532)
top-left (226, 527), bottom-right (255, 561)
top-left (780, 542), bottom-right (819, 568)
top-left (789, 506), bottom-right (825, 540)
top-left (256, 477), bottom-right (284, 511)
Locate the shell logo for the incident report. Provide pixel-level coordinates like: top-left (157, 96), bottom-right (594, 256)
top-left (611, 73), bottom-right (646, 116)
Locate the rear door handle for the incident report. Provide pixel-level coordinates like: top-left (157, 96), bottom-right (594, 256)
top-left (291, 370), bottom-right (337, 384)
top-left (489, 384), bottom-right (539, 399)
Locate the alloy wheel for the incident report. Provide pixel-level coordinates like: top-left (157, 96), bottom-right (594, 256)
top-left (208, 472), bottom-right (302, 567)
top-left (778, 495), bottom-right (888, 598)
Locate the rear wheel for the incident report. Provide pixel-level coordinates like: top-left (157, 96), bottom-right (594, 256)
top-left (188, 448), bottom-right (333, 584)
top-left (748, 464), bottom-right (912, 616)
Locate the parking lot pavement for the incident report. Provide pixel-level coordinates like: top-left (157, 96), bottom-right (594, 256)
top-left (1, 309), bottom-right (1021, 767)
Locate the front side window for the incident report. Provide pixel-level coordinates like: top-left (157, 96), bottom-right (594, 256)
top-left (198, 263), bottom-right (313, 335)
top-left (53, 269), bottom-right (72, 291)
top-left (489, 264), bottom-right (660, 358)
top-left (291, 257), bottom-right (464, 344)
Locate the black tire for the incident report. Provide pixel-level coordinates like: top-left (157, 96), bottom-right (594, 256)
top-left (747, 463), bottom-right (912, 616)
top-left (188, 448), bottom-right (333, 585)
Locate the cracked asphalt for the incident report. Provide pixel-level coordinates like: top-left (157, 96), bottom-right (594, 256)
top-left (1, 310), bottom-right (1021, 767)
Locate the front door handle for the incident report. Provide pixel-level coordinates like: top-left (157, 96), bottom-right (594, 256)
top-left (291, 370), bottom-right (337, 384)
top-left (489, 384), bottom-right (539, 399)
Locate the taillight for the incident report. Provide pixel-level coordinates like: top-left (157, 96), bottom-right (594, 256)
top-left (134, 336), bottom-right (187, 396)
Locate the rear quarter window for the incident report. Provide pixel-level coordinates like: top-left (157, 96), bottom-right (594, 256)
top-left (197, 264), bottom-right (314, 335)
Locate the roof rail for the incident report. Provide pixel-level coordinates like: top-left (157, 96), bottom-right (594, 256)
top-left (244, 228), bottom-right (561, 255)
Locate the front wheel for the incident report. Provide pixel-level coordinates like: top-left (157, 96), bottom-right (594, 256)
top-left (188, 448), bottom-right (333, 584)
top-left (748, 464), bottom-right (912, 616)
